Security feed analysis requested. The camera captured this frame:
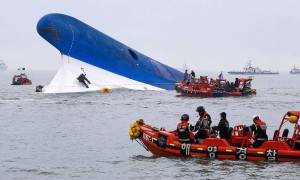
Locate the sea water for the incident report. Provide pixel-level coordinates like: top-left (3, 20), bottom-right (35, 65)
top-left (0, 70), bottom-right (300, 179)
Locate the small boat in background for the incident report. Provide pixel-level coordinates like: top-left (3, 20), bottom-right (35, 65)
top-left (174, 76), bottom-right (256, 97)
top-left (11, 68), bottom-right (32, 85)
top-left (228, 60), bottom-right (279, 75)
top-left (290, 65), bottom-right (300, 75)
top-left (0, 59), bottom-right (8, 71)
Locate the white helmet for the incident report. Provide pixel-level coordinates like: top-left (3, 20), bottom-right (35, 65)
top-left (253, 115), bottom-right (259, 119)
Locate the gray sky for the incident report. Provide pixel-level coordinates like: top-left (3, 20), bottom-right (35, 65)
top-left (1, 0), bottom-right (300, 71)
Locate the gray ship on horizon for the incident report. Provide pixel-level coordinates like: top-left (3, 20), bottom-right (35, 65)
top-left (228, 61), bottom-right (279, 75)
top-left (290, 65), bottom-right (300, 74)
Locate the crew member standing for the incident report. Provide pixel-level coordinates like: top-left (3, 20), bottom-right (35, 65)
top-left (190, 70), bottom-right (195, 78)
top-left (183, 70), bottom-right (188, 82)
top-left (194, 106), bottom-right (212, 143)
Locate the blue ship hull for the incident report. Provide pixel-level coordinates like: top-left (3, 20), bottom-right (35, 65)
top-left (37, 13), bottom-right (183, 90)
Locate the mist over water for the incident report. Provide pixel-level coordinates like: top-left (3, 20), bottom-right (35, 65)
top-left (0, 70), bottom-right (300, 179)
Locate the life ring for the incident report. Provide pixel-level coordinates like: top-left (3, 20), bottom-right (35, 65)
top-left (100, 87), bottom-right (112, 93)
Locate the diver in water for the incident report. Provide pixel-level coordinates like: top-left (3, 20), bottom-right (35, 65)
top-left (77, 73), bottom-right (91, 88)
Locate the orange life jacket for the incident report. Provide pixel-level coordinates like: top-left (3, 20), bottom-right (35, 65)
top-left (255, 119), bottom-right (267, 131)
top-left (177, 120), bottom-right (194, 141)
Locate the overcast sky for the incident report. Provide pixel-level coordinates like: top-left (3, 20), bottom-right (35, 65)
top-left (1, 0), bottom-right (300, 72)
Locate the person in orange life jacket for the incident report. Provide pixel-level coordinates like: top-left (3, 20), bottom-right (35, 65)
top-left (177, 114), bottom-right (199, 144)
top-left (245, 115), bottom-right (268, 148)
top-left (194, 106), bottom-right (212, 141)
top-left (211, 112), bottom-right (229, 140)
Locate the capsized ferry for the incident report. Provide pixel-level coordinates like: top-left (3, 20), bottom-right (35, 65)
top-left (37, 13), bottom-right (183, 93)
top-left (130, 111), bottom-right (300, 161)
top-left (228, 61), bottom-right (279, 75)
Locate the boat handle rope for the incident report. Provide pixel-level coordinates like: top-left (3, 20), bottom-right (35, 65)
top-left (135, 139), bottom-right (149, 151)
top-left (67, 23), bottom-right (75, 63)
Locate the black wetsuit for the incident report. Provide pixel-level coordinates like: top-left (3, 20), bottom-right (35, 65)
top-left (212, 118), bottom-right (229, 139)
top-left (77, 74), bottom-right (91, 88)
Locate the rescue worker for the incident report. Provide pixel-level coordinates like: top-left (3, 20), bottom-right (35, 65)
top-left (77, 73), bottom-right (91, 88)
top-left (177, 114), bottom-right (198, 144)
top-left (211, 112), bottom-right (229, 140)
top-left (194, 106), bottom-right (212, 142)
top-left (183, 70), bottom-right (188, 81)
top-left (245, 115), bottom-right (268, 148)
top-left (190, 70), bottom-right (195, 78)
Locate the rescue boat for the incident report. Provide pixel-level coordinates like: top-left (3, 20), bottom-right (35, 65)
top-left (174, 76), bottom-right (256, 97)
top-left (130, 111), bottom-right (300, 161)
top-left (11, 73), bottom-right (32, 85)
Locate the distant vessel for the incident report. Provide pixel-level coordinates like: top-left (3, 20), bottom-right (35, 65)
top-left (290, 65), bottom-right (300, 74)
top-left (11, 68), bottom-right (32, 85)
top-left (228, 61), bottom-right (279, 75)
top-left (0, 59), bottom-right (8, 70)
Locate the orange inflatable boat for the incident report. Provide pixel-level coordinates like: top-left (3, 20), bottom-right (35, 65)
top-left (130, 111), bottom-right (300, 161)
top-left (174, 76), bottom-right (256, 97)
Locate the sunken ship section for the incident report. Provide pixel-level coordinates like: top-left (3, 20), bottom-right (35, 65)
top-left (37, 13), bottom-right (183, 90)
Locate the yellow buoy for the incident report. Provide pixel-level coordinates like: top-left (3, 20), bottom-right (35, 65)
top-left (100, 87), bottom-right (112, 93)
top-left (134, 131), bottom-right (140, 137)
top-left (288, 116), bottom-right (299, 124)
top-left (131, 128), bottom-right (137, 133)
top-left (129, 131), bottom-right (133, 136)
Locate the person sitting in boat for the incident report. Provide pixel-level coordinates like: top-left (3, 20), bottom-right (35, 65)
top-left (77, 73), bottom-right (91, 88)
top-left (194, 106), bottom-right (212, 143)
top-left (177, 114), bottom-right (199, 144)
top-left (244, 115), bottom-right (268, 148)
top-left (211, 112), bottom-right (229, 140)
top-left (234, 78), bottom-right (239, 88)
top-left (230, 82), bottom-right (235, 91)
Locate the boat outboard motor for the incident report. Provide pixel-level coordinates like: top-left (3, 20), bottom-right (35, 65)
top-left (35, 85), bottom-right (44, 92)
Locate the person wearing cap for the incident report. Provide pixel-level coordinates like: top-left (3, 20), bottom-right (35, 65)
top-left (194, 106), bottom-right (212, 143)
top-left (245, 115), bottom-right (268, 148)
top-left (211, 112), bottom-right (230, 140)
top-left (177, 114), bottom-right (198, 143)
